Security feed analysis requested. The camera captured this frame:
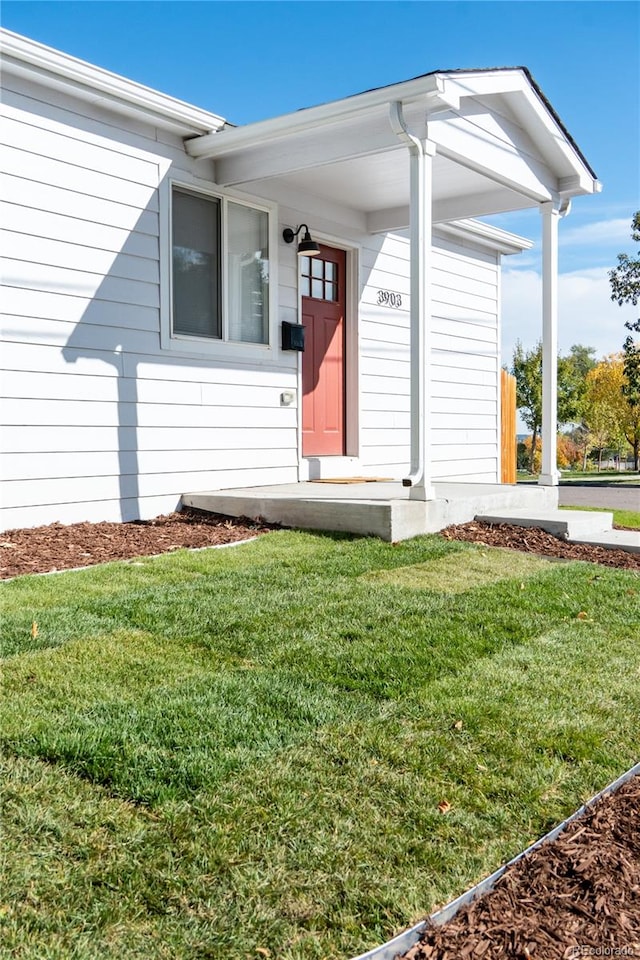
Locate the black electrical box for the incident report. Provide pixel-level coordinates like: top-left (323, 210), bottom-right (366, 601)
top-left (281, 321), bottom-right (305, 352)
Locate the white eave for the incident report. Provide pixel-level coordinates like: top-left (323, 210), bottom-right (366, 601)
top-left (435, 219), bottom-right (534, 255)
top-left (184, 72), bottom-right (452, 158)
top-left (0, 28), bottom-right (227, 137)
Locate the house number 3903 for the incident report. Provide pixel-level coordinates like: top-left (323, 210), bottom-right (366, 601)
top-left (377, 290), bottom-right (403, 308)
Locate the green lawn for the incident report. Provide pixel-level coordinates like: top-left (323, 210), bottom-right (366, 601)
top-left (559, 471), bottom-right (640, 483)
top-left (518, 471), bottom-right (640, 485)
top-left (2, 530), bottom-right (639, 959)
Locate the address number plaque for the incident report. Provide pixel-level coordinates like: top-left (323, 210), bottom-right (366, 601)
top-left (377, 289), bottom-right (403, 308)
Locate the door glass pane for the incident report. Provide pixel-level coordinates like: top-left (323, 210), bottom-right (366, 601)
top-left (172, 189), bottom-right (221, 338)
top-left (300, 256), bottom-right (311, 278)
top-left (311, 278), bottom-right (324, 298)
top-left (227, 202), bottom-right (269, 344)
top-left (325, 262), bottom-right (336, 281)
top-left (300, 276), bottom-right (310, 297)
top-left (325, 282), bottom-right (338, 302)
top-left (311, 257), bottom-right (324, 278)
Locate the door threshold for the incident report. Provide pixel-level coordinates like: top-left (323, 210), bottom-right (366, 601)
top-left (302, 456), bottom-right (362, 480)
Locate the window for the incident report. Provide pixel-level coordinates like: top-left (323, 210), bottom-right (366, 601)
top-left (300, 254), bottom-right (338, 301)
top-left (172, 189), bottom-right (221, 339)
top-left (171, 186), bottom-right (270, 346)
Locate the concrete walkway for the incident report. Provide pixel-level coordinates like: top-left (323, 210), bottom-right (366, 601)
top-left (559, 483), bottom-right (639, 512)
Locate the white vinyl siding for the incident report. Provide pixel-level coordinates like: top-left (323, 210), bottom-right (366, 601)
top-left (359, 232), bottom-right (500, 481)
top-left (0, 76), bottom-right (298, 531)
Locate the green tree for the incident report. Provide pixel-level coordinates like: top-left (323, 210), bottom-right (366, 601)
top-left (511, 341), bottom-right (595, 473)
top-left (609, 211), bottom-right (640, 468)
top-left (558, 343), bottom-right (597, 425)
top-left (512, 341), bottom-right (542, 472)
top-left (609, 211), bottom-right (640, 307)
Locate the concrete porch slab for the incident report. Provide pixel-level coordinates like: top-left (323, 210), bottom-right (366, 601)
top-left (182, 481), bottom-right (559, 542)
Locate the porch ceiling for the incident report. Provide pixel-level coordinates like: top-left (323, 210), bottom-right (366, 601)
top-left (247, 150), bottom-right (533, 230)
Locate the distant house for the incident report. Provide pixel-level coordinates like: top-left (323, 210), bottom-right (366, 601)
top-left (0, 30), bottom-right (599, 531)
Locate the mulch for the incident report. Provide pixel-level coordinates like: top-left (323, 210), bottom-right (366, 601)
top-left (441, 521), bottom-right (640, 571)
top-left (403, 774), bottom-right (640, 960)
top-left (2, 512), bottom-right (638, 581)
top-left (0, 508), bottom-right (274, 580)
top-left (2, 510), bottom-right (639, 956)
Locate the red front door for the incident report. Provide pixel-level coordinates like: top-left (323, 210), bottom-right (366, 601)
top-left (301, 245), bottom-right (346, 457)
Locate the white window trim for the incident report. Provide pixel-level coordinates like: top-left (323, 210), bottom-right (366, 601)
top-left (160, 174), bottom-right (278, 362)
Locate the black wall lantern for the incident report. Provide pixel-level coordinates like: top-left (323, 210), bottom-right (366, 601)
top-left (282, 224), bottom-right (321, 256)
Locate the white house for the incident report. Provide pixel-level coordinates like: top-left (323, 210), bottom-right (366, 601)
top-left (0, 30), bottom-right (600, 533)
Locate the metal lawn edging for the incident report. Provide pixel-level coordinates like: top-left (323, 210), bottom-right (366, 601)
top-left (350, 761), bottom-right (640, 960)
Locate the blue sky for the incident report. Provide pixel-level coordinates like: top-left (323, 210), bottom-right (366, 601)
top-left (3, 0), bottom-right (639, 365)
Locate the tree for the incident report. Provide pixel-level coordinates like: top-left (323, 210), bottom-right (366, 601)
top-left (512, 341), bottom-right (542, 472)
top-left (583, 356), bottom-right (628, 470)
top-left (558, 344), bottom-right (597, 425)
top-left (609, 211), bottom-right (640, 307)
top-left (511, 341), bottom-right (596, 472)
top-left (609, 212), bottom-right (640, 468)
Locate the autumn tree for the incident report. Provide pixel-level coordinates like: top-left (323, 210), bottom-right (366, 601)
top-left (609, 211), bottom-right (640, 468)
top-left (583, 356), bottom-right (628, 470)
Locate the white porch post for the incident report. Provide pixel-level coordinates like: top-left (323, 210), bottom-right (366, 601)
top-left (539, 201), bottom-right (561, 487)
top-left (389, 102), bottom-right (436, 500)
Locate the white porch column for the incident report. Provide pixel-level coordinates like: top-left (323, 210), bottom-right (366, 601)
top-left (389, 102), bottom-right (436, 500)
top-left (539, 201), bottom-right (561, 487)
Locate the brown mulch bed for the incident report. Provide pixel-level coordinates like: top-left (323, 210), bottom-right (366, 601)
top-left (403, 774), bottom-right (640, 960)
top-left (441, 521), bottom-right (640, 571)
top-left (2, 514), bottom-right (638, 581)
top-left (0, 508), bottom-right (275, 580)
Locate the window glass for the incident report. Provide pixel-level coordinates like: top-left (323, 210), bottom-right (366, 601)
top-left (227, 202), bottom-right (269, 344)
top-left (172, 190), bottom-right (221, 338)
top-left (311, 278), bottom-right (324, 299)
top-left (311, 257), bottom-right (324, 279)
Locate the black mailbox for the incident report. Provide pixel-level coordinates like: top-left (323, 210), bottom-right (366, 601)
top-left (281, 321), bottom-right (305, 351)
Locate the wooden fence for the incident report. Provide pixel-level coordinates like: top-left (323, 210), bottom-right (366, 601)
top-left (501, 369), bottom-right (517, 484)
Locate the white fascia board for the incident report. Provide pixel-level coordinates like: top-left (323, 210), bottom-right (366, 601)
top-left (435, 218), bottom-right (534, 255)
top-left (185, 74), bottom-right (448, 159)
top-left (0, 29), bottom-right (226, 136)
top-left (513, 88), bottom-right (599, 195)
top-left (450, 72), bottom-right (600, 196)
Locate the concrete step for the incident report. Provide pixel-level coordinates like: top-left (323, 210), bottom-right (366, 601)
top-left (475, 508), bottom-right (613, 540)
top-left (569, 529), bottom-right (640, 554)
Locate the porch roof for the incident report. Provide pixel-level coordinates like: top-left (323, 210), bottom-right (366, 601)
top-left (186, 67), bottom-right (600, 229)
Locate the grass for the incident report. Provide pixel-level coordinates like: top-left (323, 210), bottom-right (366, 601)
top-left (517, 470), bottom-right (640, 484)
top-left (559, 470), bottom-right (639, 483)
top-left (560, 504), bottom-right (640, 529)
top-left (2, 530), bottom-right (639, 959)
